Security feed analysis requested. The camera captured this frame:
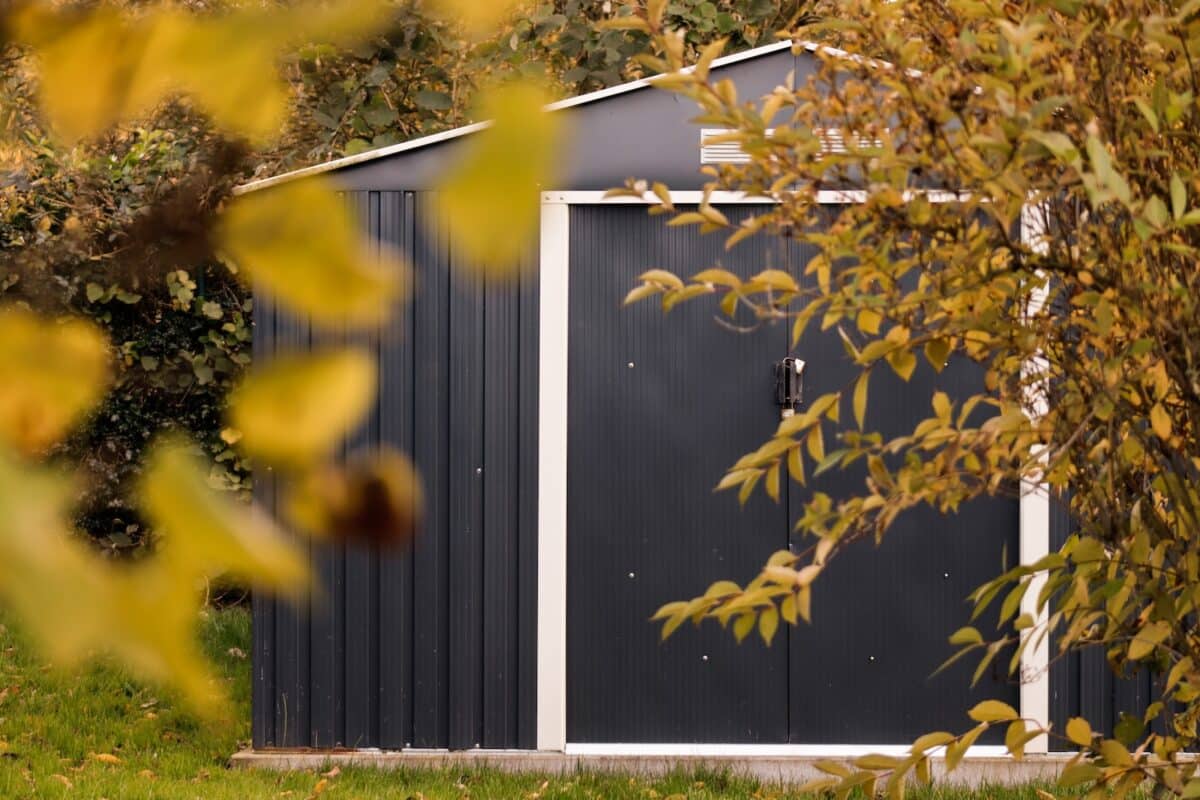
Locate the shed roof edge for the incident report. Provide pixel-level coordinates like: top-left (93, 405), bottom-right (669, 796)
top-left (233, 39), bottom-right (846, 196)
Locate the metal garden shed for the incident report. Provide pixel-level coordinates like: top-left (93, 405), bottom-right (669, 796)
top-left (244, 40), bottom-right (1154, 760)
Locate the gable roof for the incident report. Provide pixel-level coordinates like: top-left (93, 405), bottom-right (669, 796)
top-left (235, 39), bottom-right (850, 195)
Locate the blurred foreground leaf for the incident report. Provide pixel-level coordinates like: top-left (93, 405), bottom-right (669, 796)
top-left (229, 349), bottom-right (376, 467)
top-left (287, 447), bottom-right (424, 548)
top-left (13, 0), bottom-right (389, 143)
top-left (141, 438), bottom-right (308, 592)
top-left (436, 80), bottom-right (563, 275)
top-left (0, 308), bottom-right (109, 455)
top-left (219, 179), bottom-right (406, 326)
top-left (0, 451), bottom-right (217, 712)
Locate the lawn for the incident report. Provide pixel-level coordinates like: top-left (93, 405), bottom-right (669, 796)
top-left (0, 607), bottom-right (1059, 799)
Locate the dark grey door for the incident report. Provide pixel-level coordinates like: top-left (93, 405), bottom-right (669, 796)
top-left (566, 205), bottom-right (791, 743)
top-left (566, 204), bottom-right (1020, 744)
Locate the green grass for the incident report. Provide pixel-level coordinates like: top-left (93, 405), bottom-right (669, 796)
top-left (0, 608), bottom-right (1061, 798)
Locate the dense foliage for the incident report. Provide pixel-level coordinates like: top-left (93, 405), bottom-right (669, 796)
top-left (1, 0), bottom-right (793, 552)
top-left (615, 0), bottom-right (1200, 795)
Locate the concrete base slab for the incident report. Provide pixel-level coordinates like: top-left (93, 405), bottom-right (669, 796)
top-left (231, 749), bottom-right (1074, 787)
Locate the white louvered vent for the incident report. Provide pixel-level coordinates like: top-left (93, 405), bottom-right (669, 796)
top-left (700, 129), bottom-right (757, 164)
top-left (700, 128), bottom-right (884, 164)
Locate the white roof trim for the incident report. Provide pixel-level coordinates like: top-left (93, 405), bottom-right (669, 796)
top-left (235, 39), bottom-right (858, 195)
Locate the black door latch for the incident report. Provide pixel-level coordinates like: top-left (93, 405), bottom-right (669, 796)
top-left (774, 357), bottom-right (806, 419)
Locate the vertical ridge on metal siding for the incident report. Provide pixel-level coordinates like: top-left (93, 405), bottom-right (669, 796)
top-left (482, 256), bottom-right (524, 748)
top-left (273, 305), bottom-right (313, 747)
top-left (251, 292), bottom-right (277, 747)
top-left (411, 192), bottom-right (451, 747)
top-left (344, 192), bottom-right (382, 748)
top-left (378, 191), bottom-right (416, 748)
top-left (447, 239), bottom-right (486, 751)
top-left (516, 246), bottom-right (539, 750)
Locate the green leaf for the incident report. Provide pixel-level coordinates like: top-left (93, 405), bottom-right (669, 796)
top-left (415, 89), bottom-right (452, 110)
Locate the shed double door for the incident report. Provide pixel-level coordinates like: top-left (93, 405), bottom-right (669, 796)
top-left (565, 204), bottom-right (1019, 745)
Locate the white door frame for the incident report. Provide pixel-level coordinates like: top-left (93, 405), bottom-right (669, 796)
top-left (536, 190), bottom-right (1050, 755)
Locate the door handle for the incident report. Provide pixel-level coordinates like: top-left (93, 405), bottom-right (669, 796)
top-left (774, 358), bottom-right (806, 419)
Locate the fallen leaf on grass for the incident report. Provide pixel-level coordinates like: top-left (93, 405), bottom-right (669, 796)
top-left (51, 773), bottom-right (72, 788)
top-left (90, 752), bottom-right (121, 765)
top-left (321, 765), bottom-right (341, 778)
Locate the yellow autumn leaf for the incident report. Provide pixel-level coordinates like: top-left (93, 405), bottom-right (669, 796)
top-left (219, 179), bottom-right (405, 327)
top-left (436, 81), bottom-right (564, 275)
top-left (0, 451), bottom-right (222, 713)
top-left (140, 437), bottom-right (308, 591)
top-left (430, 0), bottom-right (527, 35)
top-left (967, 699), bottom-right (1019, 722)
top-left (229, 350), bottom-right (376, 466)
top-left (1065, 717), bottom-right (1093, 746)
top-left (14, 1), bottom-right (390, 143)
top-left (1150, 402), bottom-right (1172, 440)
top-left (0, 309), bottom-right (109, 455)
top-left (0, 451), bottom-right (111, 663)
top-left (12, 6), bottom-right (146, 142)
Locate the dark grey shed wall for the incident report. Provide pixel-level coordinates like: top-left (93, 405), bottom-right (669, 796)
top-left (252, 191), bottom-right (538, 750)
top-left (248, 43), bottom-right (1140, 752)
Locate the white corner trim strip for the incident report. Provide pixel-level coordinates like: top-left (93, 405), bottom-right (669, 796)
top-left (565, 744), bottom-right (1010, 758)
top-left (540, 190), bottom-right (969, 206)
top-left (536, 198), bottom-right (571, 752)
top-left (1018, 201), bottom-right (1052, 754)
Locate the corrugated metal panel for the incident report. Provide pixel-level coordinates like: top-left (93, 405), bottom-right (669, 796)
top-left (1048, 498), bottom-right (1162, 742)
top-left (251, 191), bottom-right (538, 750)
top-left (788, 347), bottom-right (1019, 743)
top-left (565, 204), bottom-right (1020, 745)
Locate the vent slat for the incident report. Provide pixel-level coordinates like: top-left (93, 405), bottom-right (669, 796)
top-left (700, 128), bottom-right (884, 164)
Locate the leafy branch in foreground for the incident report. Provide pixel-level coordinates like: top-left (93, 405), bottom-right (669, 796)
top-left (612, 0), bottom-right (1200, 794)
top-left (0, 0), bottom-right (557, 712)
